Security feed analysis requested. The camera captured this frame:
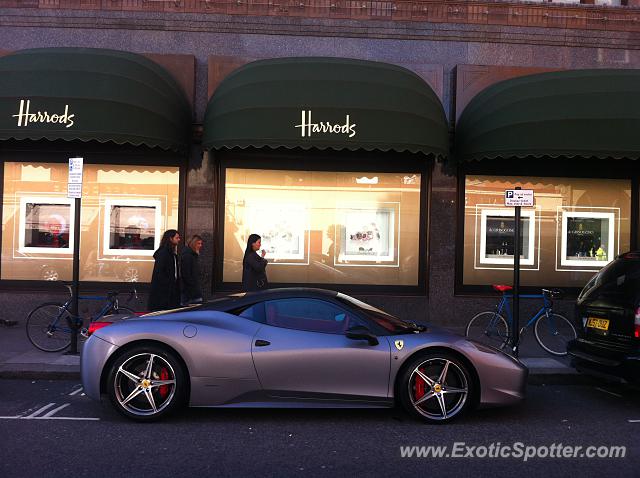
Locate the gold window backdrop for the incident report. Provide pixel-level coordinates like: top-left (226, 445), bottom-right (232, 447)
top-left (464, 175), bottom-right (632, 288)
top-left (2, 162), bottom-right (180, 282)
top-left (223, 168), bottom-right (422, 286)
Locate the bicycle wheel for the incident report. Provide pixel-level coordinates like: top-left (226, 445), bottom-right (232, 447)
top-left (26, 303), bottom-right (72, 352)
top-left (465, 311), bottom-right (510, 350)
top-left (534, 313), bottom-right (576, 356)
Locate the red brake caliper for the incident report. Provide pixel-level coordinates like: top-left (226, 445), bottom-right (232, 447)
top-left (159, 367), bottom-right (170, 399)
top-left (414, 368), bottom-right (426, 400)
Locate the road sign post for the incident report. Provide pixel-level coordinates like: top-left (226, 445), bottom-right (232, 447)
top-left (66, 157), bottom-right (83, 355)
top-left (504, 187), bottom-right (534, 356)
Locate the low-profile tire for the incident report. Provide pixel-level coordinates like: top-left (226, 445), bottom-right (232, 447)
top-left (107, 344), bottom-right (187, 422)
top-left (398, 351), bottom-right (475, 423)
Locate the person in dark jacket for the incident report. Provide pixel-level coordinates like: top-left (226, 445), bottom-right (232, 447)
top-left (181, 234), bottom-right (203, 305)
top-left (242, 234), bottom-right (268, 292)
top-left (148, 229), bottom-right (181, 311)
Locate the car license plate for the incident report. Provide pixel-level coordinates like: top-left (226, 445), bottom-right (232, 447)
top-left (586, 317), bottom-right (610, 331)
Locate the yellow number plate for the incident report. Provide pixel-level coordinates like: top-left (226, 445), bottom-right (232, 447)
top-left (587, 317), bottom-right (610, 331)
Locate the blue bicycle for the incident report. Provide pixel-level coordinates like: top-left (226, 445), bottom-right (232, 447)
top-left (26, 283), bottom-right (139, 352)
top-left (465, 285), bottom-right (577, 356)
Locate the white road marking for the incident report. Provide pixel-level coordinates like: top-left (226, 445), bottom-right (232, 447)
top-left (69, 387), bottom-right (83, 396)
top-left (628, 419), bottom-right (640, 423)
top-left (25, 403), bottom-right (57, 418)
top-left (41, 403), bottom-right (70, 418)
top-left (595, 387), bottom-right (623, 398)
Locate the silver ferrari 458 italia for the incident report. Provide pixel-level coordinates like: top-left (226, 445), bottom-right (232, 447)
top-left (81, 288), bottom-right (527, 422)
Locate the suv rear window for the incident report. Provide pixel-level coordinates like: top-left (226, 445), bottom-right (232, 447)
top-left (579, 255), bottom-right (640, 303)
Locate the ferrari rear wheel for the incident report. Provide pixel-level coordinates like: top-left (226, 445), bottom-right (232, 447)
top-left (399, 352), bottom-right (474, 423)
top-left (107, 345), bottom-right (186, 421)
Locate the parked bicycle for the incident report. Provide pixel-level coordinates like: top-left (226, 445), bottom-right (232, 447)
top-left (26, 283), bottom-right (139, 352)
top-left (465, 284), bottom-right (577, 356)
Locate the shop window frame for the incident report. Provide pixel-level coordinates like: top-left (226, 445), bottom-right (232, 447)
top-left (455, 157), bottom-right (640, 298)
top-left (0, 141), bottom-right (187, 292)
top-left (212, 148), bottom-right (432, 296)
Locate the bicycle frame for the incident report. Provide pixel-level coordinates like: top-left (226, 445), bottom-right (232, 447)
top-left (495, 293), bottom-right (554, 330)
top-left (48, 294), bottom-right (117, 334)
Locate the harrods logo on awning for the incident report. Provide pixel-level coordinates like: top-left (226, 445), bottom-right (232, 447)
top-left (12, 99), bottom-right (75, 129)
top-left (294, 110), bottom-right (356, 138)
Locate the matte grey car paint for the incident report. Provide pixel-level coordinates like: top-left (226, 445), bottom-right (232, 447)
top-left (251, 324), bottom-right (391, 399)
top-left (82, 305), bottom-right (527, 410)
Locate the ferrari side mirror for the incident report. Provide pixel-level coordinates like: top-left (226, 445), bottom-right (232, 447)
top-left (346, 325), bottom-right (379, 346)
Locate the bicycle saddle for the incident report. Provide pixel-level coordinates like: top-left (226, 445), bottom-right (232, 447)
top-left (493, 284), bottom-right (513, 292)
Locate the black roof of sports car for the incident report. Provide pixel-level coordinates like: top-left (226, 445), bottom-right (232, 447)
top-left (201, 288), bottom-right (341, 312)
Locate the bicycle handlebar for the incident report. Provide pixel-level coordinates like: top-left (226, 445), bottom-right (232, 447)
top-left (542, 288), bottom-right (563, 300)
top-left (60, 282), bottom-right (138, 301)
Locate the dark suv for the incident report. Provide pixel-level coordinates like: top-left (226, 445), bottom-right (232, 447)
top-left (567, 251), bottom-right (640, 385)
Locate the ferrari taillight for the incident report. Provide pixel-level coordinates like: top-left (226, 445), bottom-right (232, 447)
top-left (87, 321), bottom-right (112, 336)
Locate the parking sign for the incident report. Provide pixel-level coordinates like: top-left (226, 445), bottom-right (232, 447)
top-left (504, 189), bottom-right (534, 207)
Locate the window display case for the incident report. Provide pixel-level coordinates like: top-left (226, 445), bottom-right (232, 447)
top-left (559, 209), bottom-right (617, 269)
top-left (103, 199), bottom-right (161, 257)
top-left (478, 208), bottom-right (536, 267)
top-left (244, 202), bottom-right (309, 264)
top-left (18, 196), bottom-right (75, 254)
top-left (336, 205), bottom-right (398, 265)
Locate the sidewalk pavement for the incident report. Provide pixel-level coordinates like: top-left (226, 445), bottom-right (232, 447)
top-left (0, 321), bottom-right (580, 381)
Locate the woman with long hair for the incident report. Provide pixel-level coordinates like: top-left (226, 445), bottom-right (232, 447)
top-left (181, 234), bottom-right (204, 305)
top-left (148, 229), bottom-right (181, 311)
top-left (242, 234), bottom-right (268, 292)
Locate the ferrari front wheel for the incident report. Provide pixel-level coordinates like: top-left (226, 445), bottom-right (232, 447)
top-left (107, 345), bottom-right (187, 421)
top-left (398, 351), bottom-right (474, 423)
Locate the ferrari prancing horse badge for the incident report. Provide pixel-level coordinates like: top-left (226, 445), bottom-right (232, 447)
top-left (394, 340), bottom-right (404, 351)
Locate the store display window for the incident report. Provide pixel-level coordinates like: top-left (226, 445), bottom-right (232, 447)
top-left (462, 175), bottom-right (631, 288)
top-left (223, 168), bottom-right (423, 286)
top-left (2, 162), bottom-right (179, 282)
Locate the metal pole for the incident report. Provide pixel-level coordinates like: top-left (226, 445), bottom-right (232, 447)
top-left (512, 187), bottom-right (521, 356)
top-left (67, 196), bottom-right (81, 355)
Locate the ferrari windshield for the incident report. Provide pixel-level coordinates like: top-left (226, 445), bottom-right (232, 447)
top-left (336, 293), bottom-right (425, 334)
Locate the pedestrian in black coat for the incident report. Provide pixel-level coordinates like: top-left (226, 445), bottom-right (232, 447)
top-left (181, 234), bottom-right (203, 305)
top-left (148, 229), bottom-right (181, 311)
top-left (242, 234), bottom-right (269, 292)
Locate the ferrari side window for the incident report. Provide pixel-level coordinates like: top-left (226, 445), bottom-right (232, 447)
top-left (264, 299), bottom-right (356, 334)
top-left (236, 303), bottom-right (265, 323)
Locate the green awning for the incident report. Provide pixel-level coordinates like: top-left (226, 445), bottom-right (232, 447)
top-left (0, 48), bottom-right (191, 152)
top-left (203, 57), bottom-right (448, 158)
top-left (454, 69), bottom-right (640, 164)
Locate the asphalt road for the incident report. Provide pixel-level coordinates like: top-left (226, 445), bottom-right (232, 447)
top-left (0, 378), bottom-right (638, 478)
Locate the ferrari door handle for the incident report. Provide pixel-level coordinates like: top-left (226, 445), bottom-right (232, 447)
top-left (255, 339), bottom-right (271, 347)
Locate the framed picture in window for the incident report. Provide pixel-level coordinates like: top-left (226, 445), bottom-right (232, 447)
top-left (335, 204), bottom-right (399, 266)
top-left (18, 196), bottom-right (75, 254)
top-left (103, 199), bottom-right (162, 257)
top-left (244, 202), bottom-right (309, 264)
top-left (478, 208), bottom-right (537, 267)
top-left (559, 210), bottom-right (616, 268)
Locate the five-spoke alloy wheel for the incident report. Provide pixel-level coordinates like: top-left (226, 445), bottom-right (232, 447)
top-left (107, 345), bottom-right (186, 421)
top-left (399, 352), bottom-right (475, 423)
